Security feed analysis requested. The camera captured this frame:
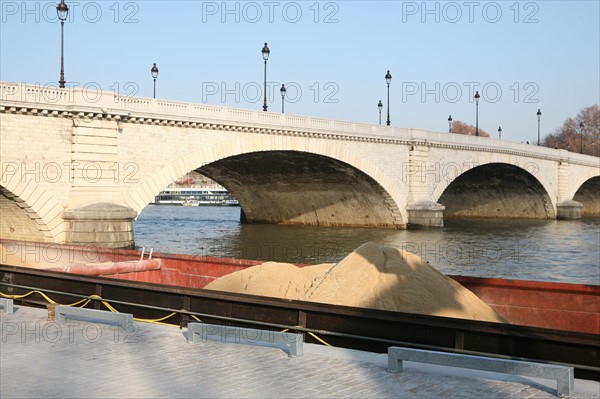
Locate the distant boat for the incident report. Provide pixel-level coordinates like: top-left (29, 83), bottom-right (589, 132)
top-left (182, 198), bottom-right (201, 206)
top-left (153, 187), bottom-right (239, 206)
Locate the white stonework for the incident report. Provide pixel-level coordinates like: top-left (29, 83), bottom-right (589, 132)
top-left (1, 82), bottom-right (598, 247)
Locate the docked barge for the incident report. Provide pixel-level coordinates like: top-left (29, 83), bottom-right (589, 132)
top-left (1, 239), bottom-right (598, 380)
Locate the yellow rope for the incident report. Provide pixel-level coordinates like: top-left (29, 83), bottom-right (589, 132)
top-left (134, 312), bottom-right (178, 323)
top-left (133, 318), bottom-right (179, 326)
top-left (191, 314), bottom-right (203, 322)
top-left (75, 299), bottom-right (92, 308)
top-left (0, 290), bottom-right (178, 324)
top-left (1, 290), bottom-right (334, 344)
top-left (87, 294), bottom-right (120, 312)
top-left (282, 327), bottom-right (332, 346)
top-left (1, 290), bottom-right (87, 306)
top-left (308, 332), bottom-right (332, 346)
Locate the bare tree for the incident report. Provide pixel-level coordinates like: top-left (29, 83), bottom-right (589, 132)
top-left (543, 105), bottom-right (600, 156)
top-left (450, 120), bottom-right (490, 137)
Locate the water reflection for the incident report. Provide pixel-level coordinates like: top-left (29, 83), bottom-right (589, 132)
top-left (135, 205), bottom-right (600, 285)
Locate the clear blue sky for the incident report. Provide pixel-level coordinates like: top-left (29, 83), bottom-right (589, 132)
top-left (1, 1), bottom-right (598, 143)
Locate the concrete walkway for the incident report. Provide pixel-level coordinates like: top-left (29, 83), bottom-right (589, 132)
top-left (1, 306), bottom-right (598, 398)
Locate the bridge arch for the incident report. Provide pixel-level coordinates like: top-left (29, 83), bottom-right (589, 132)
top-left (0, 185), bottom-right (57, 243)
top-left (125, 135), bottom-right (408, 228)
top-left (572, 175), bottom-right (600, 215)
top-left (435, 162), bottom-right (556, 219)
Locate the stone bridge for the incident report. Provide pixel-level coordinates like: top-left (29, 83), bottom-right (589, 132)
top-left (1, 82), bottom-right (598, 248)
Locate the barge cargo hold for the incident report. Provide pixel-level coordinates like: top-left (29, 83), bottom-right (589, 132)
top-left (1, 239), bottom-right (598, 380)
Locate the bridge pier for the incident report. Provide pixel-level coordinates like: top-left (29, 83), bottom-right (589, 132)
top-left (556, 200), bottom-right (583, 220)
top-left (407, 201), bottom-right (445, 228)
top-left (62, 203), bottom-right (137, 249)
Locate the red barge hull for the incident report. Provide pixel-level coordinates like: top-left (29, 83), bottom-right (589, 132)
top-left (1, 239), bottom-right (598, 335)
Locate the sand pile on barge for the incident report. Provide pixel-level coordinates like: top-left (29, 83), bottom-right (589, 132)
top-left (205, 242), bottom-right (506, 323)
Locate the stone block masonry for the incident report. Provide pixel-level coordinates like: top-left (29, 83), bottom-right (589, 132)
top-left (1, 82), bottom-right (598, 247)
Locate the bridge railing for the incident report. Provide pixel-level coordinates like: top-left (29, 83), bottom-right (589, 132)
top-left (0, 81), bottom-right (407, 138)
top-left (0, 82), bottom-right (597, 166)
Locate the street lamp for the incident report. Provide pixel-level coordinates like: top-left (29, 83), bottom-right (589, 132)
top-left (474, 91), bottom-right (480, 136)
top-left (280, 84), bottom-right (286, 113)
top-left (385, 70), bottom-right (392, 126)
top-left (56, 0), bottom-right (69, 88)
top-left (377, 100), bottom-right (383, 125)
top-left (261, 42), bottom-right (270, 112)
top-left (498, 126), bottom-right (502, 139)
top-left (448, 115), bottom-right (453, 133)
top-left (537, 109), bottom-right (542, 145)
top-left (579, 122), bottom-right (584, 154)
top-left (151, 63), bottom-right (159, 99)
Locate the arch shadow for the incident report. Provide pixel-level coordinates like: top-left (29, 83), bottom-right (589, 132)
top-left (0, 185), bottom-right (54, 242)
top-left (199, 150), bottom-right (404, 228)
top-left (573, 176), bottom-right (600, 215)
top-left (126, 136), bottom-right (408, 228)
top-left (437, 163), bottom-right (555, 219)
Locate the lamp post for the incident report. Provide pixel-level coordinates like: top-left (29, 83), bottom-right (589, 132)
top-left (579, 122), bottom-right (584, 154)
top-left (474, 91), bottom-right (480, 136)
top-left (377, 100), bottom-right (383, 125)
top-left (280, 84), bottom-right (286, 113)
top-left (448, 115), bottom-right (453, 133)
top-left (385, 70), bottom-right (392, 126)
top-left (261, 42), bottom-right (270, 112)
top-left (56, 0), bottom-right (69, 88)
top-left (537, 109), bottom-right (542, 145)
top-left (151, 63), bottom-right (159, 99)
top-left (498, 126), bottom-right (502, 139)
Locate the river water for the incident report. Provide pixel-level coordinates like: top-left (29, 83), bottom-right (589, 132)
top-left (134, 205), bottom-right (600, 286)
